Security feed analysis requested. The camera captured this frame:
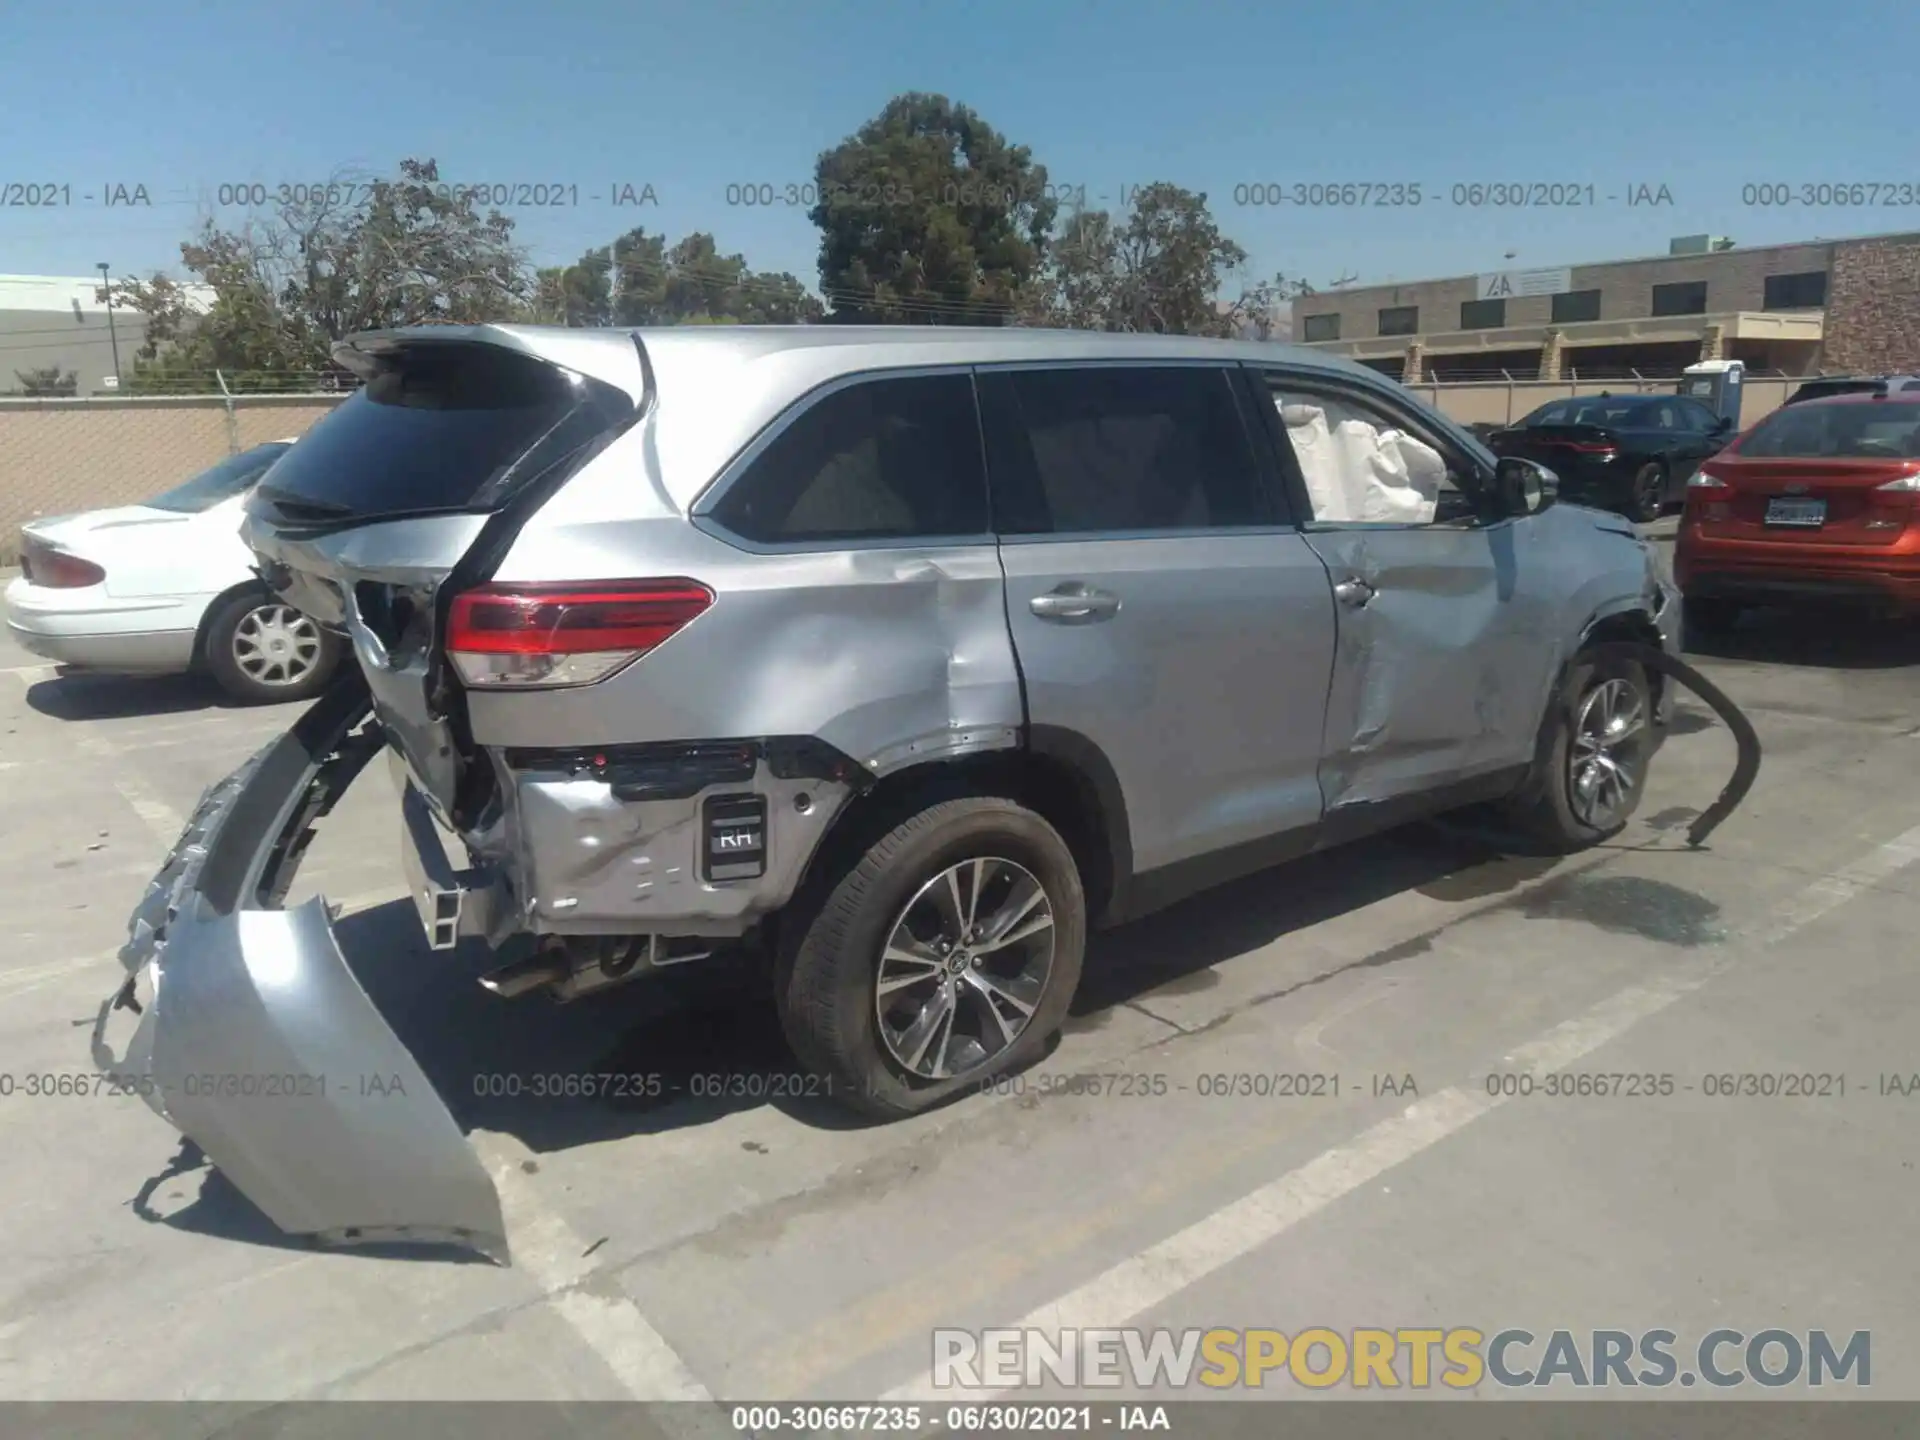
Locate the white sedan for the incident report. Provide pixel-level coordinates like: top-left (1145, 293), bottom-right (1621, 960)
top-left (4, 439), bottom-right (344, 704)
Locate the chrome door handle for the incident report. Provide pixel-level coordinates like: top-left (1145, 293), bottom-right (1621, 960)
top-left (1029, 585), bottom-right (1121, 622)
top-left (1333, 578), bottom-right (1375, 608)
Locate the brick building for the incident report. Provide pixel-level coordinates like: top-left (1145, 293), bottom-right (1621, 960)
top-left (1291, 229), bottom-right (1920, 383)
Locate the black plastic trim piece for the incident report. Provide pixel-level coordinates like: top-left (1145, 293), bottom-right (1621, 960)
top-left (702, 793), bottom-right (769, 881)
top-left (501, 736), bottom-right (875, 798)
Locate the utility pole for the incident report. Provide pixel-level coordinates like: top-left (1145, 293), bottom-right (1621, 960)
top-left (96, 262), bottom-right (122, 389)
top-left (608, 242), bottom-right (619, 322)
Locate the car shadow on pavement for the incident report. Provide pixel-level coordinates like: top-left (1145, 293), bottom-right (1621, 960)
top-left (126, 824), bottom-right (1586, 1257)
top-left (25, 670), bottom-right (233, 721)
top-left (133, 1134), bottom-right (491, 1264)
top-left (1683, 608), bottom-right (1920, 671)
top-left (378, 822), bottom-right (1526, 1145)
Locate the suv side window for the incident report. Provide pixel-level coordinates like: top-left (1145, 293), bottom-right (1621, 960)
top-left (978, 365), bottom-right (1273, 536)
top-left (1260, 377), bottom-right (1482, 527)
top-left (708, 373), bottom-right (988, 545)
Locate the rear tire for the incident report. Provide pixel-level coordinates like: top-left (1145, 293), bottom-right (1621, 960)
top-left (1628, 461), bottom-right (1667, 523)
top-left (776, 796), bottom-right (1086, 1119)
top-left (1505, 651), bottom-right (1654, 853)
top-left (202, 590), bottom-right (343, 705)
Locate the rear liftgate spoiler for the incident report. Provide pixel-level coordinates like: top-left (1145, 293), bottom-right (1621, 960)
top-left (90, 670), bottom-right (510, 1263)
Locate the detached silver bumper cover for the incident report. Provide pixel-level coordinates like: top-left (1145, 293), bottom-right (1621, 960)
top-left (89, 674), bottom-right (509, 1263)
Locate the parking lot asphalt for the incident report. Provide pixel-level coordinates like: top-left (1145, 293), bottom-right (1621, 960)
top-left (4, 529), bottom-right (1920, 1414)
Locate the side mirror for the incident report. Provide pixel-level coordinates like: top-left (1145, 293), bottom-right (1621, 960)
top-left (1495, 457), bottom-right (1558, 517)
top-left (1713, 414), bottom-right (1735, 434)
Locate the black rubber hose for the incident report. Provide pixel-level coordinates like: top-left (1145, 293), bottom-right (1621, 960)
top-left (1587, 641), bottom-right (1762, 848)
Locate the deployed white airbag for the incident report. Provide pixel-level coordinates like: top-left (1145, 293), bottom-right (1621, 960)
top-left (1281, 402), bottom-right (1444, 524)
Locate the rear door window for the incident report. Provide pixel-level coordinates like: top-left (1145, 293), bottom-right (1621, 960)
top-left (979, 365), bottom-right (1271, 535)
top-left (253, 343), bottom-right (630, 520)
top-left (706, 373), bottom-right (989, 545)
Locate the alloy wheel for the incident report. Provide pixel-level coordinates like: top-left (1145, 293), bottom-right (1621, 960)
top-left (874, 856), bottom-right (1056, 1081)
top-left (231, 604), bottom-right (323, 688)
top-left (1633, 463), bottom-right (1664, 522)
top-left (1568, 677), bottom-right (1646, 829)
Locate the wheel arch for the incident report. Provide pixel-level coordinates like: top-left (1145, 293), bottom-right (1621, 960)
top-left (784, 726), bottom-right (1136, 941)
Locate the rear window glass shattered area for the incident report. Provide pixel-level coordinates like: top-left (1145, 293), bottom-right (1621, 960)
top-left (1740, 402), bottom-right (1920, 460)
top-left (252, 344), bottom-right (603, 519)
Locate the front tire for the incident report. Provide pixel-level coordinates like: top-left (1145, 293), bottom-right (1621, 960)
top-left (202, 590), bottom-right (343, 704)
top-left (1506, 652), bottom-right (1654, 852)
top-left (777, 796), bottom-right (1087, 1119)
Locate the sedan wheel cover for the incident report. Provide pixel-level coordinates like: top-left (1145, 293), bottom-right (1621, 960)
top-left (232, 604), bottom-right (322, 687)
top-left (874, 856), bottom-right (1056, 1082)
top-left (1568, 677), bottom-right (1646, 828)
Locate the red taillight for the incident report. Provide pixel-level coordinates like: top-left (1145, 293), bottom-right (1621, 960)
top-left (444, 580), bottom-right (713, 689)
top-left (22, 539), bottom-right (105, 589)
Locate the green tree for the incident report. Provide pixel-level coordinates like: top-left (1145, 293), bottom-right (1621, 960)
top-left (1224, 272), bottom-right (1319, 340)
top-left (102, 159), bottom-right (534, 392)
top-left (11, 366), bottom-right (79, 396)
top-left (540, 228), bottom-right (822, 327)
top-left (1024, 185), bottom-right (1242, 335)
top-left (1020, 207), bottom-right (1118, 331)
top-left (1106, 183), bottom-right (1247, 336)
top-left (811, 94), bottom-right (1056, 325)
top-left (1024, 185), bottom-right (1317, 338)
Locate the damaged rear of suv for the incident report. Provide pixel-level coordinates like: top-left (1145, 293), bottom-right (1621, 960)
top-left (92, 323), bottom-right (1688, 1261)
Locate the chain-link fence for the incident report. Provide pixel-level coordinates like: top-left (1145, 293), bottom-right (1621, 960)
top-left (0, 392), bottom-right (342, 562)
top-left (0, 363), bottom-right (1814, 566)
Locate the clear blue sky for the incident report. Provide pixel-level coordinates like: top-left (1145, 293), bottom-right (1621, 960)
top-left (4, 0), bottom-right (1917, 295)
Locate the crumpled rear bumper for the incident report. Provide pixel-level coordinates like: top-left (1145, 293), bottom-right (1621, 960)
top-left (89, 673), bottom-right (509, 1263)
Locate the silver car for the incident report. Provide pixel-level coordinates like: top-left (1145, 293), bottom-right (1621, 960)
top-left (91, 324), bottom-right (1681, 1261)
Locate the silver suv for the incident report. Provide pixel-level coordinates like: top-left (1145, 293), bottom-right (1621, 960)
top-left (91, 325), bottom-right (1680, 1260)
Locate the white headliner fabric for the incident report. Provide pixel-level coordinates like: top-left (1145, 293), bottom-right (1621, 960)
top-left (1280, 402), bottom-right (1444, 524)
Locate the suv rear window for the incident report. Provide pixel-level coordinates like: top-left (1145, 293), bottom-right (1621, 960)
top-left (253, 343), bottom-right (630, 519)
top-left (1739, 401), bottom-right (1920, 459)
top-left (708, 373), bottom-right (989, 544)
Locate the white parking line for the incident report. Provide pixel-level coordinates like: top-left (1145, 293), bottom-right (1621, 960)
top-left (879, 821), bottom-right (1920, 1403)
top-left (0, 888), bottom-right (403, 1004)
top-left (476, 1131), bottom-right (716, 1403)
top-left (71, 733), bottom-right (186, 847)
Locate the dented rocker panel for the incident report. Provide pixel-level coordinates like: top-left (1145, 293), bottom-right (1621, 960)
top-left (91, 675), bottom-right (509, 1263)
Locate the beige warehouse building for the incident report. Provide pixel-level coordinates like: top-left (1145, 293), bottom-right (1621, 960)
top-left (1290, 229), bottom-right (1920, 385)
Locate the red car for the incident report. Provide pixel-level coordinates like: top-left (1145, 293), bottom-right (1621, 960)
top-left (1674, 391), bottom-right (1920, 632)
